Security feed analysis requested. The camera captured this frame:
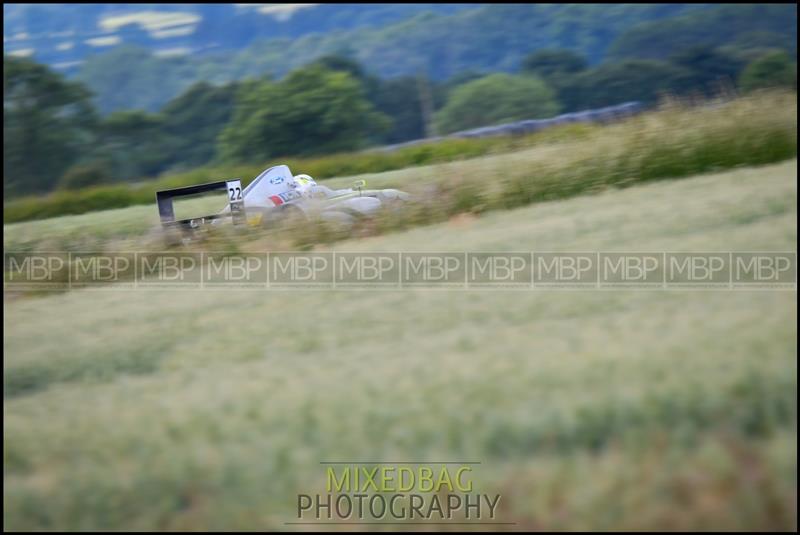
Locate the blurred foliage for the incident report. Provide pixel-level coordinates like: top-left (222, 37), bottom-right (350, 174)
top-left (3, 194), bottom-right (797, 529)
top-left (92, 110), bottom-right (174, 181)
top-left (739, 51), bottom-right (798, 93)
top-left (3, 4), bottom-right (798, 200)
top-left (294, 91), bottom-right (798, 247)
top-left (57, 161), bottom-right (114, 190)
top-left (3, 56), bottom-right (97, 197)
top-left (46, 4), bottom-right (704, 115)
top-left (4, 91), bottom-right (796, 228)
top-left (521, 49), bottom-right (588, 79)
top-left (159, 82), bottom-right (239, 170)
top-left (2, 132), bottom-right (561, 224)
top-left (62, 4), bottom-right (796, 115)
top-left (556, 60), bottom-right (695, 110)
top-left (4, 153), bottom-right (797, 527)
top-left (83, 82), bottom-right (238, 182)
top-left (669, 46), bottom-right (744, 94)
top-left (433, 74), bottom-right (560, 134)
top-left (218, 64), bottom-right (390, 162)
top-left (372, 77), bottom-right (427, 143)
top-left (608, 5), bottom-right (797, 61)
top-left (75, 46), bottom-right (197, 115)
top-left (4, 4), bottom-right (476, 75)
top-left (540, 45), bottom-right (760, 111)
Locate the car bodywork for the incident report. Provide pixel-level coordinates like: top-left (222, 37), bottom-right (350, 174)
top-left (156, 165), bottom-right (409, 237)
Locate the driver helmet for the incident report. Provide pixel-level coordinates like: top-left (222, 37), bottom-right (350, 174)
top-left (292, 174), bottom-right (317, 198)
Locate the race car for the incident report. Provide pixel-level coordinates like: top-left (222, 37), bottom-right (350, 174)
top-left (156, 165), bottom-right (409, 236)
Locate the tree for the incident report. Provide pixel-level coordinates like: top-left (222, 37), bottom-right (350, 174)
top-left (76, 46), bottom-right (195, 113)
top-left (729, 30), bottom-right (798, 57)
top-left (92, 110), bottom-right (173, 180)
top-left (57, 161), bottom-right (114, 190)
top-left (519, 50), bottom-right (590, 113)
top-left (4, 56), bottom-right (97, 196)
top-left (308, 54), bottom-right (378, 95)
top-left (739, 51), bottom-right (797, 92)
top-left (521, 49), bottom-right (588, 79)
top-left (669, 46), bottom-right (744, 94)
top-left (219, 65), bottom-right (390, 162)
top-left (557, 60), bottom-right (694, 110)
top-left (372, 77), bottom-right (426, 143)
top-left (608, 4), bottom-right (797, 61)
top-left (433, 74), bottom-right (559, 134)
top-left (160, 81), bottom-right (239, 168)
top-left (307, 54), bottom-right (392, 142)
top-left (441, 70), bottom-right (487, 92)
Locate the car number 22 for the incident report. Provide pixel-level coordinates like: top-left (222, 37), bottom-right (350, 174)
top-left (226, 180), bottom-right (243, 203)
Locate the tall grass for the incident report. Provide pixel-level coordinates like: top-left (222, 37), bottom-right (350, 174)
top-left (3, 162), bottom-right (797, 529)
top-left (284, 91), bottom-right (797, 247)
top-left (4, 91), bottom-right (796, 254)
top-left (5, 93), bottom-right (795, 227)
top-left (3, 124), bottom-right (597, 224)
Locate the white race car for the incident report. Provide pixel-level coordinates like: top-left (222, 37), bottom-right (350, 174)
top-left (156, 165), bottom-right (409, 236)
top-left (240, 165), bottom-right (409, 227)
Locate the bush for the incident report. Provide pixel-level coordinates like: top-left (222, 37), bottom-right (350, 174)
top-left (58, 162), bottom-right (115, 190)
top-left (2, 134), bottom-right (539, 224)
top-left (739, 51), bottom-right (797, 92)
top-left (433, 73), bottom-right (560, 134)
top-left (3, 91), bottom-right (796, 225)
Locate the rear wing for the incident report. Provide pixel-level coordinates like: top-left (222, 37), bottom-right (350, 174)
top-left (156, 179), bottom-right (246, 228)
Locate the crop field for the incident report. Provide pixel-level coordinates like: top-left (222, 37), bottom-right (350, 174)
top-left (3, 157), bottom-right (797, 530)
top-left (4, 91), bottom-right (797, 256)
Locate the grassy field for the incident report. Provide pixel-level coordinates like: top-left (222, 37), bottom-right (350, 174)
top-left (4, 91), bottom-right (796, 227)
top-left (2, 123), bottom-right (598, 224)
top-left (4, 91), bottom-right (797, 256)
top-left (3, 160), bottom-right (797, 530)
top-left (1, 145), bottom-right (563, 252)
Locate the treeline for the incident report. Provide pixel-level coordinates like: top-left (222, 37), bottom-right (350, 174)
top-left (5, 91), bottom-right (796, 233)
top-left (5, 4), bottom-right (477, 73)
top-left (4, 36), bottom-right (797, 199)
top-left (3, 132), bottom-right (582, 225)
top-left (73, 4), bottom-right (795, 114)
